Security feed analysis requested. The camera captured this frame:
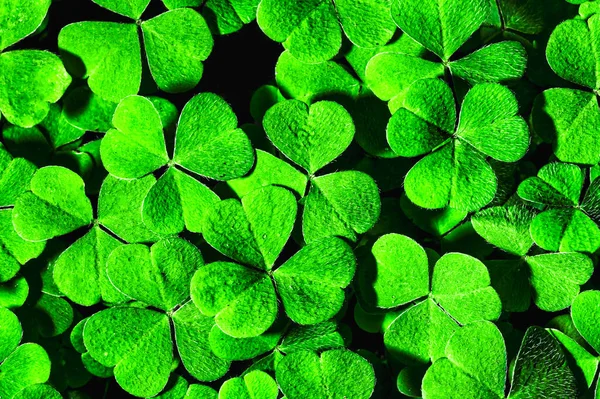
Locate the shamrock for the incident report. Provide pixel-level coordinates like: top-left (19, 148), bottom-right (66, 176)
top-left (83, 238), bottom-right (230, 397)
top-left (551, 290), bottom-right (600, 397)
top-left (517, 162), bottom-right (600, 253)
top-left (58, 1), bottom-right (213, 102)
top-left (533, 13), bottom-right (600, 164)
top-left (355, 234), bottom-right (501, 366)
top-left (275, 349), bottom-right (375, 399)
top-left (100, 94), bottom-right (254, 236)
top-left (260, 99), bottom-right (381, 243)
top-left (0, 308), bottom-right (52, 399)
top-left (472, 205), bottom-right (594, 311)
top-left (422, 321), bottom-right (577, 398)
top-left (0, 0), bottom-right (71, 127)
top-left (257, 0), bottom-right (396, 63)
top-left (388, 79), bottom-right (529, 212)
top-left (218, 370), bottom-right (278, 399)
top-left (192, 185), bottom-right (356, 338)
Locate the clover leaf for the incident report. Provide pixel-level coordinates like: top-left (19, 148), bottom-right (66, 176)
top-left (422, 322), bottom-right (577, 398)
top-left (192, 213), bottom-right (356, 338)
top-left (12, 166), bottom-right (93, 242)
top-left (532, 14), bottom-right (600, 164)
top-left (257, 0), bottom-right (396, 63)
top-left (391, 79), bottom-right (529, 212)
top-left (84, 239), bottom-right (229, 397)
top-left (275, 349), bottom-right (375, 399)
top-left (0, 308), bottom-right (52, 399)
top-left (0, 1), bottom-right (71, 127)
top-left (219, 370), bottom-right (278, 399)
top-left (518, 162), bottom-right (600, 253)
top-left (200, 0), bottom-right (261, 35)
top-left (59, 6), bottom-right (213, 102)
top-left (101, 94), bottom-right (252, 236)
top-left (472, 206), bottom-right (536, 256)
top-left (363, 235), bottom-right (500, 366)
top-left (12, 385), bottom-right (62, 399)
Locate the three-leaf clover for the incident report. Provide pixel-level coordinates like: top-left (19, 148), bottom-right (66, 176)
top-left (0, 0), bottom-right (71, 127)
top-left (100, 94), bottom-right (254, 236)
top-left (422, 321), bottom-right (577, 398)
top-left (359, 234), bottom-right (501, 366)
top-left (0, 307), bottom-right (52, 399)
top-left (389, 79), bottom-right (529, 212)
top-left (275, 349), bottom-right (375, 399)
top-left (257, 0), bottom-right (396, 63)
top-left (533, 13), bottom-right (600, 164)
top-left (517, 162), bottom-right (600, 253)
top-left (58, 1), bottom-right (213, 102)
top-left (192, 185), bottom-right (356, 337)
top-left (261, 99), bottom-right (381, 243)
top-left (83, 238), bottom-right (230, 397)
top-left (472, 205), bottom-right (594, 311)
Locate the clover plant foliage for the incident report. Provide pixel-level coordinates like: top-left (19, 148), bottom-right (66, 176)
top-left (3, 0), bottom-right (600, 398)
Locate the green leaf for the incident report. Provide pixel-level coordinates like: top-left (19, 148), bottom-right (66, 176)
top-left (507, 327), bottom-right (578, 399)
top-left (572, 290), bottom-right (600, 353)
top-left (365, 52), bottom-right (444, 106)
top-left (227, 150), bottom-right (308, 198)
top-left (186, 384), bottom-right (218, 399)
top-left (107, 238), bottom-right (202, 311)
top-left (356, 234), bottom-right (429, 309)
top-left (274, 51), bottom-right (361, 103)
top-left (0, 146), bottom-right (37, 207)
top-left (272, 237), bottom-right (356, 325)
top-left (471, 206), bottom-right (535, 256)
top-left (257, 0), bottom-right (395, 63)
top-left (91, 0), bottom-right (149, 19)
top-left (171, 301), bottom-right (231, 382)
top-left (431, 253), bottom-right (502, 324)
top-left (0, 275), bottom-right (29, 309)
top-left (53, 226), bottom-right (124, 306)
top-left (219, 370), bottom-right (278, 399)
top-left (455, 83), bottom-right (529, 163)
top-left (384, 298), bottom-right (459, 366)
top-left (62, 86), bottom-right (118, 133)
top-left (58, 22), bottom-right (141, 103)
top-left (38, 103), bottom-right (85, 149)
top-left (97, 174), bottom-right (161, 243)
top-left (400, 195), bottom-right (468, 237)
top-left (202, 0), bottom-right (260, 35)
top-left (142, 167), bottom-right (219, 236)
top-left (518, 162), bottom-right (583, 206)
top-left (276, 349), bottom-right (375, 399)
top-left (0, 343), bottom-right (51, 399)
top-left (448, 41), bottom-right (527, 85)
top-left (0, 50), bottom-right (72, 128)
top-left (278, 321), bottom-right (345, 354)
top-left (0, 0), bottom-right (51, 51)
top-left (526, 253), bottom-right (594, 311)
top-left (263, 100), bottom-right (355, 174)
top-left (209, 322), bottom-right (283, 361)
top-left (101, 95), bottom-right (169, 179)
top-left (548, 330), bottom-right (599, 393)
top-left (392, 0), bottom-right (490, 61)
top-left (530, 208), bottom-right (600, 253)
top-left (12, 166), bottom-right (93, 242)
top-left (84, 307), bottom-right (172, 397)
top-left (173, 93), bottom-right (254, 180)
top-left (12, 384), bottom-right (62, 399)
top-left (141, 9), bottom-right (213, 93)
top-left (191, 262), bottom-right (277, 338)
top-left (0, 307), bottom-right (21, 362)
top-left (0, 209), bottom-right (45, 283)
top-left (547, 15), bottom-right (600, 90)
top-left (302, 171), bottom-right (381, 243)
top-left (404, 141), bottom-right (497, 212)
top-left (203, 186), bottom-right (297, 270)
top-left (531, 89), bottom-right (600, 165)
top-left (30, 293), bottom-right (74, 337)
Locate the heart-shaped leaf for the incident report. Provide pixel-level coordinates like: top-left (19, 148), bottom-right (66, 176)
top-left (12, 166), bottom-right (93, 242)
top-left (263, 100), bottom-right (355, 174)
top-left (91, 0), bottom-right (150, 20)
top-left (571, 290), bottom-right (600, 353)
top-left (219, 370), bottom-right (279, 399)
